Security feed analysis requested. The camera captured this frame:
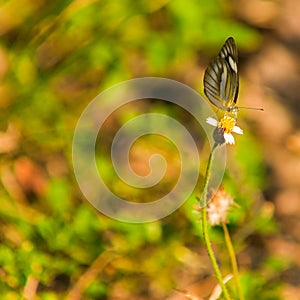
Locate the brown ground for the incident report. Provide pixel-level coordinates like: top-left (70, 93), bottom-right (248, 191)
top-left (236, 0), bottom-right (300, 298)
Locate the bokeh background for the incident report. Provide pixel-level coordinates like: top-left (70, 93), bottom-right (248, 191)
top-left (1, 0), bottom-right (300, 299)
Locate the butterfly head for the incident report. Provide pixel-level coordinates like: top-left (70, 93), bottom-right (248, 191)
top-left (226, 106), bottom-right (239, 118)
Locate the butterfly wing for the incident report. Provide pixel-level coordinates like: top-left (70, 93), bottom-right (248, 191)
top-left (203, 37), bottom-right (239, 111)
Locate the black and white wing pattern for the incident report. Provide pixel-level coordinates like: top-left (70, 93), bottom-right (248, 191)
top-left (203, 37), bottom-right (239, 112)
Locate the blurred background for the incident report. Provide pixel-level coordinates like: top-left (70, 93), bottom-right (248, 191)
top-left (1, 0), bottom-right (300, 299)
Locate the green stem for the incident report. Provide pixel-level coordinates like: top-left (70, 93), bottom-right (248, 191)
top-left (200, 143), bottom-right (231, 300)
top-left (222, 222), bottom-right (244, 300)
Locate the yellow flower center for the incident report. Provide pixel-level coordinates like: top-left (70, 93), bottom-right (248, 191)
top-left (218, 115), bottom-right (236, 134)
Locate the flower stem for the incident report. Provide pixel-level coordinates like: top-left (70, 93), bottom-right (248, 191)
top-left (222, 222), bottom-right (244, 300)
top-left (200, 143), bottom-right (231, 300)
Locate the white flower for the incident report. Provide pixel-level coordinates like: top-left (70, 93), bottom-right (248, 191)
top-left (206, 116), bottom-right (243, 145)
top-left (194, 187), bottom-right (235, 226)
top-left (206, 187), bottom-right (234, 226)
top-left (224, 132), bottom-right (235, 145)
top-left (206, 117), bottom-right (218, 127)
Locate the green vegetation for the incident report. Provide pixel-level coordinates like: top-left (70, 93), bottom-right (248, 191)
top-left (0, 1), bottom-right (283, 299)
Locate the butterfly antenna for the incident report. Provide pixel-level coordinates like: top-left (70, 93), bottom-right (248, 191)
top-left (238, 106), bottom-right (264, 111)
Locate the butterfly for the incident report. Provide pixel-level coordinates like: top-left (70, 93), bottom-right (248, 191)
top-left (203, 37), bottom-right (239, 113)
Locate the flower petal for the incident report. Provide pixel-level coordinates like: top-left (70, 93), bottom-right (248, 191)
top-left (232, 125), bottom-right (243, 135)
top-left (206, 117), bottom-right (218, 126)
top-left (224, 133), bottom-right (235, 144)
